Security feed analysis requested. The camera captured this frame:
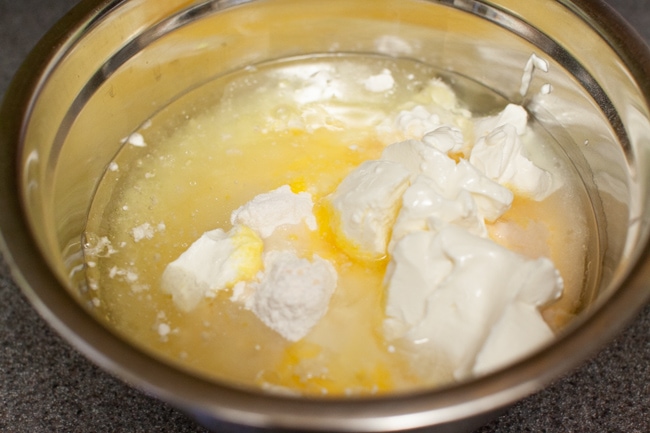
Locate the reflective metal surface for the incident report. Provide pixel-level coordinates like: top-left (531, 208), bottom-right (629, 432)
top-left (1, 0), bottom-right (650, 431)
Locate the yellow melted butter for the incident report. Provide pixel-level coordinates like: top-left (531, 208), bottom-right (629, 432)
top-left (84, 54), bottom-right (591, 396)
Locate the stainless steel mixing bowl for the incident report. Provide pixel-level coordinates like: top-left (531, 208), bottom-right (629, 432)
top-left (1, 0), bottom-right (650, 431)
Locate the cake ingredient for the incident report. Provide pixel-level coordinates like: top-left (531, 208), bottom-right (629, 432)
top-left (246, 250), bottom-right (337, 342)
top-left (231, 185), bottom-right (317, 238)
top-left (384, 226), bottom-right (562, 378)
top-left (327, 160), bottom-right (412, 260)
top-left (364, 69), bottom-right (396, 93)
top-left (161, 225), bottom-right (263, 311)
top-left (327, 97), bottom-right (562, 376)
top-left (163, 185), bottom-right (336, 341)
top-left (470, 104), bottom-right (555, 200)
top-left (84, 54), bottom-right (591, 395)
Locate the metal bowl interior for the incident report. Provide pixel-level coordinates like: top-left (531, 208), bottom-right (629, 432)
top-left (1, 0), bottom-right (650, 431)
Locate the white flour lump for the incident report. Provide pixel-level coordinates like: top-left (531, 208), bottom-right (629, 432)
top-left (363, 68), bottom-right (395, 93)
top-left (247, 250), bottom-right (337, 342)
top-left (162, 185), bottom-right (336, 341)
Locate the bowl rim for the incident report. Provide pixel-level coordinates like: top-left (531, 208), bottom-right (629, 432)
top-left (1, 0), bottom-right (650, 431)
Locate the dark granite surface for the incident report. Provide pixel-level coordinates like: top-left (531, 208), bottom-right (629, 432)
top-left (1, 0), bottom-right (649, 432)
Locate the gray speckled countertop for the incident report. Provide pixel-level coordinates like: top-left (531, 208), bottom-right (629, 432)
top-left (1, 0), bottom-right (649, 432)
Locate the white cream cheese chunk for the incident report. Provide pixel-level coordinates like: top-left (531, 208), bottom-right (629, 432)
top-left (333, 129), bottom-right (513, 255)
top-left (381, 134), bottom-right (461, 175)
top-left (391, 174), bottom-right (490, 248)
top-left (385, 142), bottom-right (512, 250)
top-left (247, 250), bottom-right (337, 342)
top-left (471, 104), bottom-right (555, 200)
top-left (390, 105), bottom-right (442, 140)
top-left (384, 226), bottom-right (563, 379)
top-left (375, 79), bottom-right (473, 146)
top-left (231, 185), bottom-right (317, 238)
top-left (161, 225), bottom-right (263, 312)
top-left (327, 159), bottom-right (412, 259)
top-left (421, 125), bottom-right (465, 154)
top-left (386, 135), bottom-right (512, 211)
top-left (473, 302), bottom-right (555, 375)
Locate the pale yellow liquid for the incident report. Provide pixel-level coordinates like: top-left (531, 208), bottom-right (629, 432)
top-left (83, 54), bottom-right (593, 396)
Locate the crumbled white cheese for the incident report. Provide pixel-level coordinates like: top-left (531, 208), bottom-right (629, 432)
top-left (384, 226), bottom-right (563, 378)
top-left (231, 185), bottom-right (317, 238)
top-left (375, 81), bottom-right (472, 146)
top-left (127, 132), bottom-right (147, 147)
top-left (363, 69), bottom-right (395, 93)
top-left (106, 265), bottom-right (145, 295)
top-left (84, 235), bottom-right (118, 257)
top-left (471, 104), bottom-right (555, 200)
top-left (383, 135), bottom-right (513, 222)
top-left (473, 302), bottom-right (555, 375)
top-left (382, 139), bottom-right (512, 250)
top-left (327, 159), bottom-right (411, 259)
top-left (130, 221), bottom-right (166, 242)
top-left (158, 323), bottom-right (171, 337)
top-left (130, 283), bottom-right (149, 294)
top-left (161, 226), bottom-right (263, 312)
top-left (142, 119), bottom-right (152, 130)
top-left (248, 250), bottom-right (337, 341)
top-left (131, 223), bottom-right (155, 242)
top-left (125, 271), bottom-right (139, 282)
top-left (293, 69), bottom-right (343, 104)
top-left (541, 83), bottom-right (553, 94)
top-left (421, 126), bottom-right (464, 154)
top-left (329, 126), bottom-right (513, 257)
top-left (383, 105), bottom-right (442, 141)
top-left (374, 35), bottom-right (414, 56)
top-left (323, 94), bottom-right (563, 378)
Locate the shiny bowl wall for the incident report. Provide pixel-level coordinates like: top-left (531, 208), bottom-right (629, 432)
top-left (1, 0), bottom-right (650, 432)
